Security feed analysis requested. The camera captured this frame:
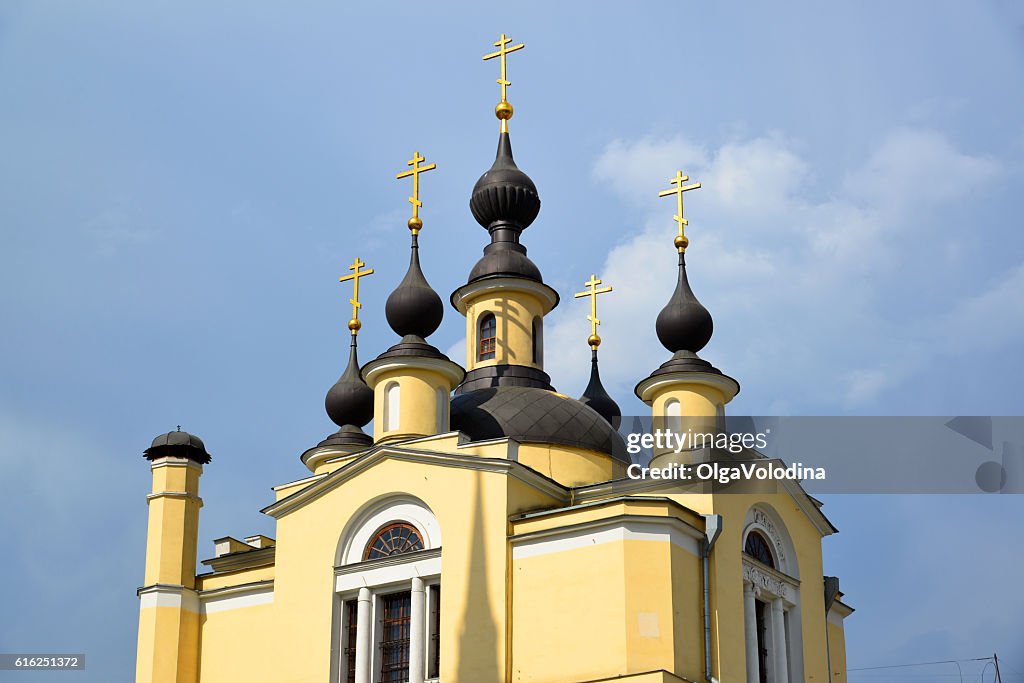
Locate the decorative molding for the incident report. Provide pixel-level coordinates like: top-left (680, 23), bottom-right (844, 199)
top-left (200, 580), bottom-right (274, 615)
top-left (335, 552), bottom-right (441, 593)
top-left (201, 545), bottom-right (275, 573)
top-left (362, 356), bottom-right (464, 388)
top-left (137, 584), bottom-right (199, 613)
top-left (634, 371), bottom-right (740, 405)
top-left (742, 558), bottom-right (799, 602)
top-left (263, 445), bottom-right (568, 519)
top-left (511, 513), bottom-right (703, 559)
top-left (450, 276), bottom-right (559, 315)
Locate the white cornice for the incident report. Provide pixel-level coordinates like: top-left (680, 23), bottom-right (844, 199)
top-left (137, 583), bottom-right (200, 613)
top-left (511, 513), bottom-right (704, 559)
top-left (199, 580), bottom-right (274, 615)
top-left (262, 445), bottom-right (568, 519)
top-left (362, 355), bottom-right (465, 387)
top-left (451, 276), bottom-right (559, 314)
top-left (635, 371), bottom-right (740, 405)
top-left (570, 471), bottom-right (836, 538)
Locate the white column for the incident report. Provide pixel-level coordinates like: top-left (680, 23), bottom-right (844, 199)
top-left (355, 587), bottom-right (372, 683)
top-left (410, 577), bottom-right (426, 683)
top-left (744, 582), bottom-right (759, 683)
top-left (771, 598), bottom-right (789, 683)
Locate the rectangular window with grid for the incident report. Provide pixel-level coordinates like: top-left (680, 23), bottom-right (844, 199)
top-left (379, 591), bottom-right (412, 683)
top-left (343, 599), bottom-right (358, 682)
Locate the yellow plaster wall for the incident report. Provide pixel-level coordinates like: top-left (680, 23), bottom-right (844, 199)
top-left (464, 290), bottom-right (545, 371)
top-left (197, 566), bottom-right (275, 591)
top-left (516, 442), bottom-right (622, 487)
top-left (136, 605), bottom-right (199, 683)
top-left (511, 535), bottom-right (703, 682)
top-left (827, 619), bottom-right (848, 683)
top-left (198, 603), bottom-right (275, 682)
top-left (369, 366), bottom-right (451, 443)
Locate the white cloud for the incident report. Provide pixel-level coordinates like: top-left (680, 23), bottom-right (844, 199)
top-left (542, 128), bottom-right (1013, 411)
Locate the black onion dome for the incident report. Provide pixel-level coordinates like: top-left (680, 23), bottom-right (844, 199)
top-left (470, 132), bottom-right (540, 231)
top-left (385, 233), bottom-right (444, 338)
top-left (466, 132), bottom-right (544, 284)
top-left (144, 428), bottom-right (211, 464)
top-left (325, 340), bottom-right (374, 429)
top-left (656, 251), bottom-right (713, 354)
top-left (450, 387), bottom-right (627, 462)
top-left (578, 351), bottom-right (621, 426)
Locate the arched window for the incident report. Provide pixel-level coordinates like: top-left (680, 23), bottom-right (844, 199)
top-left (478, 313), bottom-right (496, 361)
top-left (744, 530), bottom-right (775, 568)
top-left (363, 522), bottom-right (425, 561)
top-left (384, 382), bottom-right (400, 432)
top-left (531, 316), bottom-right (543, 365)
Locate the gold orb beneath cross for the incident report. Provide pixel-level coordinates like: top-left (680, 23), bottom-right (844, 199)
top-left (588, 334), bottom-right (602, 348)
top-left (495, 101), bottom-right (514, 121)
top-left (347, 319), bottom-right (362, 332)
top-left (407, 216), bottom-right (423, 233)
top-left (674, 234), bottom-right (689, 251)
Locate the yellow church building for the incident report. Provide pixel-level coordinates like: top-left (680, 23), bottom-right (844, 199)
top-left (135, 34), bottom-right (853, 683)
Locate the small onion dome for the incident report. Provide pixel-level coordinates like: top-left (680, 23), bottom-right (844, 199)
top-left (144, 428), bottom-right (211, 464)
top-left (466, 132), bottom-right (544, 284)
top-left (578, 350), bottom-right (621, 426)
top-left (385, 232), bottom-right (444, 339)
top-left (656, 251), bottom-right (713, 354)
top-left (325, 340), bottom-right (373, 430)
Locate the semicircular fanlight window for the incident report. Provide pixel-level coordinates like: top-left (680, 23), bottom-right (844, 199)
top-left (744, 530), bottom-right (775, 569)
top-left (363, 522), bottom-right (425, 561)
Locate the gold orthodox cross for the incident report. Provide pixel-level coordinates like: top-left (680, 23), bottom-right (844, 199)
top-left (658, 170), bottom-right (701, 252)
top-left (395, 151), bottom-right (436, 234)
top-left (574, 274), bottom-right (613, 349)
top-left (339, 257), bottom-right (374, 335)
top-left (483, 33), bottom-right (525, 131)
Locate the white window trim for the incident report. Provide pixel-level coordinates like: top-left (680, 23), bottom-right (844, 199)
top-left (741, 505), bottom-right (804, 683)
top-left (335, 553), bottom-right (441, 683)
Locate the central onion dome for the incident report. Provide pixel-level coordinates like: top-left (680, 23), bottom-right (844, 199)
top-left (466, 132), bottom-right (544, 283)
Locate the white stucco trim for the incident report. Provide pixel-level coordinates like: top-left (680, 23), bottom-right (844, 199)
top-left (336, 495), bottom-right (442, 566)
top-left (264, 446), bottom-right (568, 519)
top-left (335, 554), bottom-right (442, 594)
top-left (511, 514), bottom-right (702, 560)
top-left (200, 582), bottom-right (274, 614)
top-left (634, 371), bottom-right (740, 405)
top-left (137, 584), bottom-right (199, 613)
top-left (450, 276), bottom-right (559, 315)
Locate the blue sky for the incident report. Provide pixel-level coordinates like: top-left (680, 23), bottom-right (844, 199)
top-left (1, 1), bottom-right (1022, 680)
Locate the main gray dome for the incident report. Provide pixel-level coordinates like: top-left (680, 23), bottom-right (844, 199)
top-left (450, 386), bottom-right (627, 462)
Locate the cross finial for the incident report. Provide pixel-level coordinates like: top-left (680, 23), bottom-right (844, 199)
top-left (338, 257), bottom-right (374, 336)
top-left (573, 274), bottom-right (613, 350)
top-left (482, 32), bottom-right (525, 132)
top-left (395, 151), bottom-right (437, 234)
top-left (658, 170), bottom-right (702, 253)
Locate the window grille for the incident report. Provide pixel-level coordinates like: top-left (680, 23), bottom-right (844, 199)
top-left (378, 591), bottom-right (412, 683)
